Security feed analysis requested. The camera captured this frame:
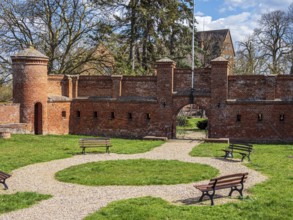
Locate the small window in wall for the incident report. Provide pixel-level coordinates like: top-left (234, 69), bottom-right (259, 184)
top-left (62, 111), bottom-right (66, 118)
top-left (257, 113), bottom-right (263, 122)
top-left (76, 111), bottom-right (81, 118)
top-left (128, 113), bottom-right (132, 120)
top-left (279, 114), bottom-right (285, 121)
top-left (236, 114), bottom-right (241, 122)
top-left (146, 113), bottom-right (151, 120)
top-left (111, 112), bottom-right (115, 120)
top-left (93, 111), bottom-right (98, 119)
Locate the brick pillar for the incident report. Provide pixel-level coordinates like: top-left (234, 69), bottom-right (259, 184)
top-left (111, 75), bottom-right (123, 99)
top-left (72, 76), bottom-right (79, 98)
top-left (66, 76), bottom-right (73, 99)
top-left (156, 58), bottom-right (176, 138)
top-left (11, 47), bottom-right (49, 134)
top-left (209, 57), bottom-right (229, 138)
top-left (156, 58), bottom-right (175, 104)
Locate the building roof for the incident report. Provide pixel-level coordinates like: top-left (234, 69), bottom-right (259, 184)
top-left (12, 47), bottom-right (48, 59)
top-left (196, 29), bottom-right (235, 56)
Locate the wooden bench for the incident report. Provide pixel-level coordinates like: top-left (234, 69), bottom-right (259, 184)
top-left (194, 172), bottom-right (248, 205)
top-left (223, 143), bottom-right (253, 161)
top-left (0, 171), bottom-right (11, 190)
top-left (79, 138), bottom-right (111, 154)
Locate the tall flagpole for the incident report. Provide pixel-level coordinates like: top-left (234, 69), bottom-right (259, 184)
top-left (191, 0), bottom-right (195, 89)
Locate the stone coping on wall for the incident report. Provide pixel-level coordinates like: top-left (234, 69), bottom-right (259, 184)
top-left (0, 102), bottom-right (19, 106)
top-left (48, 96), bottom-right (71, 102)
top-left (72, 96), bottom-right (158, 103)
top-left (226, 99), bottom-right (293, 105)
top-left (173, 90), bottom-right (211, 97)
top-left (0, 123), bottom-right (31, 134)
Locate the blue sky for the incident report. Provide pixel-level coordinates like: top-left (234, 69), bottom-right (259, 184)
top-left (194, 0), bottom-right (292, 47)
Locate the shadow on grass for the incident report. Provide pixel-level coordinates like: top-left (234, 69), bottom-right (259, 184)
top-left (174, 194), bottom-right (225, 205)
top-left (214, 157), bottom-right (243, 163)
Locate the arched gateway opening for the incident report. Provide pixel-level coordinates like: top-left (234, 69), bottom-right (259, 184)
top-left (34, 102), bottom-right (43, 135)
top-left (175, 104), bottom-right (208, 139)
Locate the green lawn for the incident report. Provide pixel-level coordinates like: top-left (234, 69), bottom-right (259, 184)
top-left (0, 134), bottom-right (163, 215)
top-left (0, 134), bottom-right (163, 173)
top-left (56, 159), bottom-right (218, 186)
top-left (0, 192), bottom-right (51, 214)
top-left (177, 117), bottom-right (206, 131)
top-left (86, 143), bottom-right (293, 220)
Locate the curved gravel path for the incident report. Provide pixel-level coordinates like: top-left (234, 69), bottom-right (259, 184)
top-left (0, 140), bottom-right (267, 220)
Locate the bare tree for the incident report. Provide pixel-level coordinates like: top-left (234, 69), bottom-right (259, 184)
top-left (234, 35), bottom-right (267, 74)
top-left (254, 9), bottom-right (292, 74)
top-left (0, 0), bottom-right (112, 79)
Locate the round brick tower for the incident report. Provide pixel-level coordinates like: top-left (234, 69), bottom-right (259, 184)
top-left (11, 47), bottom-right (49, 134)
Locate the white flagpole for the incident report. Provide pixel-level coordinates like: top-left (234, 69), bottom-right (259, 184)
top-left (191, 0), bottom-right (195, 89)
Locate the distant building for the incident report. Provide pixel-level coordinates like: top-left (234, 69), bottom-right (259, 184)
top-left (196, 29), bottom-right (235, 67)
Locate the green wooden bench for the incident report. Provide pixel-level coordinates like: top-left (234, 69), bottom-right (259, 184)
top-left (194, 172), bottom-right (248, 205)
top-left (0, 171), bottom-right (11, 190)
top-left (79, 138), bottom-right (112, 154)
top-left (223, 143), bottom-right (253, 161)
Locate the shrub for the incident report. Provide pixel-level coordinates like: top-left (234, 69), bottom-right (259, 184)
top-left (197, 119), bottom-right (208, 130)
top-left (176, 115), bottom-right (188, 126)
top-left (0, 84), bottom-right (12, 102)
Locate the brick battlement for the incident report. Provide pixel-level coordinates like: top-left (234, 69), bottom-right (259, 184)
top-left (7, 49), bottom-right (293, 142)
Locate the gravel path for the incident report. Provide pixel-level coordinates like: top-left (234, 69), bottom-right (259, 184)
top-left (0, 140), bottom-right (267, 220)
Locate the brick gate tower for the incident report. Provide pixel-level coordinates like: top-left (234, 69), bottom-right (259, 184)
top-left (11, 47), bottom-right (49, 134)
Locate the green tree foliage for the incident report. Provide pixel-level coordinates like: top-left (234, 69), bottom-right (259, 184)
top-left (93, 0), bottom-right (195, 75)
top-left (0, 0), bottom-right (195, 78)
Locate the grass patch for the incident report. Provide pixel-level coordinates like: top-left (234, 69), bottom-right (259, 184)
top-left (0, 134), bottom-right (163, 172)
top-left (86, 143), bottom-right (293, 220)
top-left (189, 142), bottom-right (228, 158)
top-left (177, 117), bottom-right (207, 131)
top-left (0, 192), bottom-right (51, 214)
top-left (56, 159), bottom-right (218, 186)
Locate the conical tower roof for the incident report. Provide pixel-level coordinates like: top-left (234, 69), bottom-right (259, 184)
top-left (11, 47), bottom-right (48, 59)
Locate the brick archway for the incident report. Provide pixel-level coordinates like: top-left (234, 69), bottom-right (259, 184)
top-left (172, 97), bottom-right (211, 139)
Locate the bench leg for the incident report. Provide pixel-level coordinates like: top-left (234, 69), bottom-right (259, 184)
top-left (106, 146), bottom-right (110, 154)
top-left (224, 152), bottom-right (233, 159)
top-left (248, 154), bottom-right (251, 161)
top-left (241, 154), bottom-right (246, 162)
top-left (81, 147), bottom-right (86, 155)
top-left (1, 181), bottom-right (8, 190)
top-left (229, 185), bottom-right (244, 197)
top-left (199, 190), bottom-right (215, 206)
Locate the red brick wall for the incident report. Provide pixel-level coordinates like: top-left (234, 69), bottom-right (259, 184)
top-left (122, 76), bottom-right (157, 97)
top-left (48, 75), bottom-right (64, 96)
top-left (47, 102), bottom-right (71, 134)
top-left (78, 76), bottom-right (112, 97)
top-left (174, 68), bottom-right (211, 94)
top-left (0, 103), bottom-right (20, 124)
top-left (210, 101), bottom-right (293, 142)
top-left (10, 51), bottom-right (293, 142)
top-left (68, 100), bottom-right (171, 138)
top-left (228, 76), bottom-right (267, 100)
top-left (276, 76), bottom-right (293, 100)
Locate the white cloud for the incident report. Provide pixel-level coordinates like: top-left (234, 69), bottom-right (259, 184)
top-left (223, 0), bottom-right (292, 12)
top-left (195, 12), bottom-right (259, 45)
top-left (196, 0), bottom-right (292, 47)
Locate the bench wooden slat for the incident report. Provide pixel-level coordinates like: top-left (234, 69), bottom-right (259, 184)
top-left (79, 138), bottom-right (112, 154)
top-left (222, 144), bottom-right (253, 161)
top-left (194, 173), bottom-right (248, 205)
